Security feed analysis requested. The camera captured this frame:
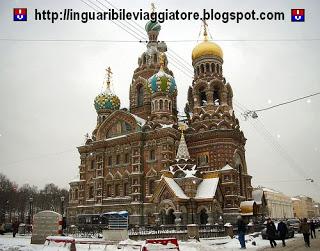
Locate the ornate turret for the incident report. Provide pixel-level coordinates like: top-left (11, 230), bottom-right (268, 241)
top-left (129, 3), bottom-right (176, 121)
top-left (94, 67), bottom-right (120, 125)
top-left (148, 53), bottom-right (177, 124)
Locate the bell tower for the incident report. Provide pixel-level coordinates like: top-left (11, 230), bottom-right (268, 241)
top-left (185, 22), bottom-right (253, 222)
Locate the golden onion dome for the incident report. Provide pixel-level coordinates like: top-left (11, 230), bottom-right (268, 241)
top-left (192, 22), bottom-right (223, 61)
top-left (192, 40), bottom-right (223, 61)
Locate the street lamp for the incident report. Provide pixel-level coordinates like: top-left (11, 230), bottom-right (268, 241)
top-left (29, 197), bottom-right (33, 225)
top-left (60, 196), bottom-right (65, 216)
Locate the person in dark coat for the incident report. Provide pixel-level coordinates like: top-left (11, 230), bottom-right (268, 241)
top-left (300, 218), bottom-right (310, 247)
top-left (12, 220), bottom-right (19, 238)
top-left (277, 220), bottom-right (288, 247)
top-left (266, 218), bottom-right (277, 248)
top-left (310, 220), bottom-right (316, 239)
top-left (237, 216), bottom-right (247, 249)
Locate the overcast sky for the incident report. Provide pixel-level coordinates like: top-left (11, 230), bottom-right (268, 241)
top-left (0, 0), bottom-right (319, 201)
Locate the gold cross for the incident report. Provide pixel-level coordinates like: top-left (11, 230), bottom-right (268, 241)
top-left (151, 3), bottom-right (156, 13)
top-left (105, 66), bottom-right (113, 87)
top-left (202, 19), bottom-right (208, 40)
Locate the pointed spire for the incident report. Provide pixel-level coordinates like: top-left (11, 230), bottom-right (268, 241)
top-left (176, 123), bottom-right (190, 160)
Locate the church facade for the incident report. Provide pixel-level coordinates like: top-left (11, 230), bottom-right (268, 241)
top-left (68, 20), bottom-right (253, 225)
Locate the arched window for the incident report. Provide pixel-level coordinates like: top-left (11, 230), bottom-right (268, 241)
top-left (155, 100), bottom-right (159, 110)
top-left (164, 100), bottom-right (168, 110)
top-left (169, 101), bottom-right (171, 111)
top-left (220, 65), bottom-right (222, 74)
top-left (199, 87), bottom-right (207, 106)
top-left (151, 102), bottom-right (154, 111)
top-left (213, 89), bottom-right (220, 105)
top-left (197, 66), bottom-right (200, 75)
top-left (200, 64), bottom-right (204, 74)
top-left (206, 63), bottom-right (210, 73)
top-left (159, 100), bottom-right (163, 110)
top-left (115, 184), bottom-right (120, 197)
top-left (123, 182), bottom-right (129, 196)
top-left (216, 64), bottom-right (219, 74)
top-left (75, 189), bottom-right (78, 200)
top-left (211, 63), bottom-right (215, 73)
top-left (149, 180), bottom-right (155, 194)
top-left (154, 54), bottom-right (157, 63)
top-left (137, 85), bottom-right (144, 107)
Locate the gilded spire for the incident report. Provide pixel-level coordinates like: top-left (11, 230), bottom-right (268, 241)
top-left (176, 123), bottom-right (190, 160)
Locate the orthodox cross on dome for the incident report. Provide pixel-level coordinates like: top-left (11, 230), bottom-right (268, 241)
top-left (202, 19), bottom-right (209, 41)
top-left (176, 123), bottom-right (190, 160)
top-left (151, 3), bottom-right (156, 13)
top-left (104, 66), bottom-right (113, 93)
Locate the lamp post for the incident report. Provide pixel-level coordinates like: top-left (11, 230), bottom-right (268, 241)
top-left (61, 196), bottom-right (66, 232)
top-left (60, 196), bottom-right (65, 217)
top-left (29, 197), bottom-right (33, 225)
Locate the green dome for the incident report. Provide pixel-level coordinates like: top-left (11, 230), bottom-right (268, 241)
top-left (148, 69), bottom-right (177, 95)
top-left (145, 21), bottom-right (161, 33)
top-left (94, 92), bottom-right (120, 112)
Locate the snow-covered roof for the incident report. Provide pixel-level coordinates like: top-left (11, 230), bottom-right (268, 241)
top-left (252, 189), bottom-right (264, 205)
top-left (131, 114), bottom-right (146, 126)
top-left (220, 164), bottom-right (234, 171)
top-left (195, 178), bottom-right (219, 199)
top-left (163, 177), bottom-right (189, 199)
top-left (262, 187), bottom-right (279, 194)
top-left (160, 123), bottom-right (174, 128)
top-left (105, 134), bottom-right (127, 141)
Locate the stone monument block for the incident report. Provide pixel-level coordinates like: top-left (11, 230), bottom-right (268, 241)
top-left (31, 210), bottom-right (62, 244)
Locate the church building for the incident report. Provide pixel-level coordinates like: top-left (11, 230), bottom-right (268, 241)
top-left (68, 19), bottom-right (253, 225)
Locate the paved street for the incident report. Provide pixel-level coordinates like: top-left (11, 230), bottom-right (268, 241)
top-left (260, 236), bottom-right (320, 251)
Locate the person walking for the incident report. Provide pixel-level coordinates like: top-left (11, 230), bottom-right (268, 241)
top-left (300, 218), bottom-right (310, 247)
top-left (310, 220), bottom-right (316, 239)
top-left (266, 218), bottom-right (277, 248)
top-left (277, 220), bottom-right (288, 247)
top-left (12, 220), bottom-right (19, 238)
top-left (237, 216), bottom-right (247, 249)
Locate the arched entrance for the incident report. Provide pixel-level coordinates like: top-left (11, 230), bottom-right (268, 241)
top-left (199, 208), bottom-right (208, 225)
top-left (166, 209), bottom-right (176, 225)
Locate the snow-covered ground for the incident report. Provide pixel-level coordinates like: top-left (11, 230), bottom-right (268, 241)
top-left (0, 233), bottom-right (299, 251)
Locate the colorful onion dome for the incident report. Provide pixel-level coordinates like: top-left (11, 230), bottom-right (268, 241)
top-left (148, 53), bottom-right (177, 95)
top-left (145, 20), bottom-right (161, 33)
top-left (94, 67), bottom-right (121, 112)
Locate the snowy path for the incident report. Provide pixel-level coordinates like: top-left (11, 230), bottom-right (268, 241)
top-left (0, 233), bottom-right (300, 251)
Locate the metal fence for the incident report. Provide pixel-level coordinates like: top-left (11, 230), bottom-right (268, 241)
top-left (67, 224), bottom-right (227, 240)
